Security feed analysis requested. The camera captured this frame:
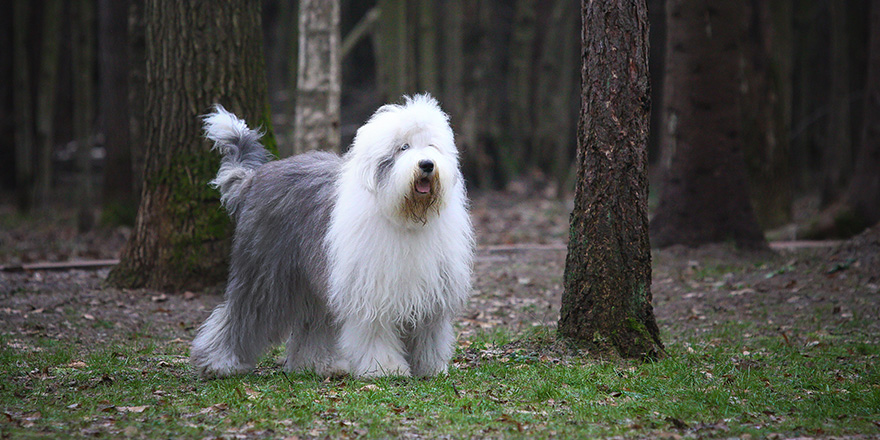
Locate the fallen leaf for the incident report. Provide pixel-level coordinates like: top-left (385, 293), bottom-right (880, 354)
top-left (83, 314), bottom-right (95, 321)
top-left (183, 291), bottom-right (197, 300)
top-left (116, 405), bottom-right (149, 413)
top-left (67, 361), bottom-right (87, 369)
top-left (199, 403), bottom-right (229, 414)
top-left (151, 294), bottom-right (168, 303)
top-left (242, 385), bottom-right (261, 400)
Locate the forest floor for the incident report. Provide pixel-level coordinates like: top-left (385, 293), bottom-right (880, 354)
top-left (1, 190), bottom-right (879, 439)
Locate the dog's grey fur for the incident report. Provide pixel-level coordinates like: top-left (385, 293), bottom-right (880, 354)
top-left (191, 96), bottom-right (473, 378)
top-left (191, 110), bottom-right (345, 375)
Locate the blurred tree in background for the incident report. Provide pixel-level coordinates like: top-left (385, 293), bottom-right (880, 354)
top-left (107, 0), bottom-right (272, 291)
top-left (3, 0), bottom-right (880, 267)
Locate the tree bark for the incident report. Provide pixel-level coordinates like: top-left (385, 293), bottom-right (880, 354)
top-left (13, 0), bottom-right (34, 211)
top-left (822, 1), bottom-right (852, 206)
top-left (741, 0), bottom-right (793, 230)
top-left (846, 0), bottom-right (880, 227)
top-left (559, 0), bottom-right (663, 360)
top-left (72, 0), bottom-right (96, 232)
top-left (99, 0), bottom-right (134, 223)
top-left (34, 0), bottom-right (63, 209)
top-left (506, 0), bottom-right (537, 177)
top-left (533, 0), bottom-right (578, 196)
top-left (650, 0), bottom-right (766, 249)
top-left (293, 0), bottom-right (340, 153)
top-left (108, 0), bottom-right (273, 291)
top-left (376, 0), bottom-right (414, 101)
top-left (128, 0), bottom-right (146, 200)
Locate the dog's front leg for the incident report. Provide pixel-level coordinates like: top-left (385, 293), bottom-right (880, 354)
top-left (338, 318), bottom-right (411, 378)
top-left (405, 314), bottom-right (454, 377)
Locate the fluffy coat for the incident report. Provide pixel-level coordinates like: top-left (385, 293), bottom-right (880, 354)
top-left (190, 95), bottom-right (474, 378)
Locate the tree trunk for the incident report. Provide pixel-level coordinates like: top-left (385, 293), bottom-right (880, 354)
top-left (293, 0), bottom-right (340, 153)
top-left (376, 0), bottom-right (414, 101)
top-left (650, 0), bottom-right (766, 249)
top-left (128, 0), bottom-right (146, 200)
top-left (34, 0), bottom-right (63, 209)
top-left (741, 0), bottom-right (793, 229)
top-left (791, 0), bottom-right (824, 193)
top-left (72, 0), bottom-right (96, 232)
top-left (505, 0), bottom-right (537, 177)
top-left (417, 0), bottom-right (438, 93)
top-left (13, 0), bottom-right (34, 211)
top-left (822, 1), bottom-right (852, 206)
top-left (646, 0), bottom-right (666, 164)
top-left (533, 0), bottom-right (578, 196)
top-left (99, 0), bottom-right (134, 224)
top-left (559, 0), bottom-right (663, 360)
top-left (845, 0), bottom-right (880, 229)
top-left (108, 0), bottom-right (273, 291)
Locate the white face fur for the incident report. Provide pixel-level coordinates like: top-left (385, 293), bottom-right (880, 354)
top-left (345, 95), bottom-right (460, 227)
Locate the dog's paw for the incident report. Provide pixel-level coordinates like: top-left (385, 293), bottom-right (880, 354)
top-left (191, 352), bottom-right (252, 379)
top-left (357, 360), bottom-right (412, 378)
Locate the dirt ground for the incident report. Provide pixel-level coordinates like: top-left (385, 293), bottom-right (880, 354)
top-left (1, 191), bottom-right (879, 355)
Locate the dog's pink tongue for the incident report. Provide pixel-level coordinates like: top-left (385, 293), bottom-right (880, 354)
top-left (416, 178), bottom-right (431, 194)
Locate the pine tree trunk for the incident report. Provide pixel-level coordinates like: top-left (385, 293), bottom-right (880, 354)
top-left (72, 0), bottom-right (96, 232)
top-left (533, 0), bottom-right (578, 195)
top-left (34, 0), bottom-right (63, 209)
top-left (846, 0), bottom-right (880, 227)
top-left (108, 0), bottom-right (272, 291)
top-left (376, 0), bottom-right (413, 101)
top-left (559, 0), bottom-right (663, 360)
top-left (823, 1), bottom-right (852, 206)
top-left (650, 0), bottom-right (766, 249)
top-left (293, 0), bottom-right (340, 153)
top-left (128, 0), bottom-right (146, 200)
top-left (99, 0), bottom-right (134, 223)
top-left (417, 0), bottom-right (438, 93)
top-left (506, 0), bottom-right (537, 176)
top-left (741, 0), bottom-right (793, 229)
top-left (13, 0), bottom-right (34, 211)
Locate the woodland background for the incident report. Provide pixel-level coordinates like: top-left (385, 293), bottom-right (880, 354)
top-left (2, 1), bottom-right (879, 437)
top-left (3, 0), bottom-right (878, 243)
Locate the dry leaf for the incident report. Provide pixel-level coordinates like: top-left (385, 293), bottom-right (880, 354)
top-left (242, 385), bottom-right (261, 400)
top-left (116, 405), bottom-right (149, 413)
top-left (198, 403), bottom-right (229, 414)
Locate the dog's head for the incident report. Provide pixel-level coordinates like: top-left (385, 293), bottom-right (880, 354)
top-left (345, 94), bottom-right (460, 226)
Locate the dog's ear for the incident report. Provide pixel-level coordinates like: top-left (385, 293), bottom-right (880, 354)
top-left (354, 153), bottom-right (378, 193)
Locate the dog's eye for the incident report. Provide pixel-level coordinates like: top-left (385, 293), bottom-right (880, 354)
top-left (400, 143), bottom-right (410, 151)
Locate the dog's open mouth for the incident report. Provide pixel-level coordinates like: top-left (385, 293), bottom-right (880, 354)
top-left (415, 177), bottom-right (432, 195)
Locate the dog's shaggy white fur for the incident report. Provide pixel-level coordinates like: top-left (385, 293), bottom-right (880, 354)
top-left (190, 94), bottom-right (474, 378)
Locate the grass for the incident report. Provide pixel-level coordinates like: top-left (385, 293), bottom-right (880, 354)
top-left (1, 323), bottom-right (879, 439)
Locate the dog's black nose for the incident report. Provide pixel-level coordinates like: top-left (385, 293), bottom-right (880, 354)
top-left (419, 160), bottom-right (434, 173)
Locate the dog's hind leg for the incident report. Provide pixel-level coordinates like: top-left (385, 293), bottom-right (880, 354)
top-left (191, 283), bottom-right (293, 377)
top-left (190, 301), bottom-right (254, 377)
top-left (405, 314), bottom-right (455, 377)
top-left (283, 298), bottom-right (346, 376)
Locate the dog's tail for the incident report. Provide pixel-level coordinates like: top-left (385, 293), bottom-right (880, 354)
top-left (203, 105), bottom-right (272, 216)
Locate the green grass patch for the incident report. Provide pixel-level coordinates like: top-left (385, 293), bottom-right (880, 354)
top-left (1, 327), bottom-right (878, 439)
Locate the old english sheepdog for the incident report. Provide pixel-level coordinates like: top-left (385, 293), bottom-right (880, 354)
top-left (190, 94), bottom-right (474, 378)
